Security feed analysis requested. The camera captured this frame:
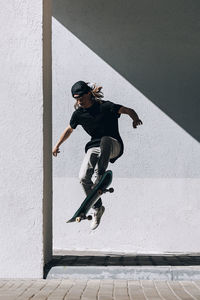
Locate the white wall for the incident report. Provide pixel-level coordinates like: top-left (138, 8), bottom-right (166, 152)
top-left (52, 2), bottom-right (200, 253)
top-left (0, 0), bottom-right (52, 278)
top-left (54, 178), bottom-right (200, 253)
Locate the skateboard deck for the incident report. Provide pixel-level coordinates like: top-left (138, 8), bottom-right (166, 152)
top-left (66, 170), bottom-right (114, 223)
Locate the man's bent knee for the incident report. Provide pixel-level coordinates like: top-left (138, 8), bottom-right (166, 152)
top-left (100, 136), bottom-right (112, 144)
top-left (79, 168), bottom-right (93, 185)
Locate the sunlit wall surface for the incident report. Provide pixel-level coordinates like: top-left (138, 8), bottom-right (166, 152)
top-left (52, 1), bottom-right (200, 253)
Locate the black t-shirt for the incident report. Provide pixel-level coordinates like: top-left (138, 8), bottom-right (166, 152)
top-left (70, 100), bottom-right (124, 163)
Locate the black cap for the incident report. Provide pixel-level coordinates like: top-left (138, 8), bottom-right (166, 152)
top-left (71, 81), bottom-right (91, 97)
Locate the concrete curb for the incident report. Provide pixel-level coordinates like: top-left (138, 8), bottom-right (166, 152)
top-left (46, 266), bottom-right (200, 281)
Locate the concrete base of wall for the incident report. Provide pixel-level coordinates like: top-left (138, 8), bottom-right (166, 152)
top-left (46, 266), bottom-right (200, 281)
top-left (45, 251), bottom-right (200, 281)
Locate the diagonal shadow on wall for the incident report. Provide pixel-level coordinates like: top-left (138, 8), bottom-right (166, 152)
top-left (53, 0), bottom-right (200, 142)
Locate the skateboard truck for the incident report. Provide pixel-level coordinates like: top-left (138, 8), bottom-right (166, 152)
top-left (76, 214), bottom-right (92, 223)
top-left (97, 187), bottom-right (114, 195)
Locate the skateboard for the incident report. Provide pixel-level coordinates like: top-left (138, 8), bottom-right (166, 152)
top-left (66, 170), bottom-right (114, 223)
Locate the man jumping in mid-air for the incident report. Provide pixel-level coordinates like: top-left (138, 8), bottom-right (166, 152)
top-left (53, 81), bottom-right (142, 230)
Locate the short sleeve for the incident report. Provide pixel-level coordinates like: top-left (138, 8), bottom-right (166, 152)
top-left (70, 111), bottom-right (79, 129)
top-left (107, 101), bottom-right (122, 118)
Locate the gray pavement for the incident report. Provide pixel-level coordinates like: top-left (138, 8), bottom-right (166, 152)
top-left (1, 279), bottom-right (200, 299)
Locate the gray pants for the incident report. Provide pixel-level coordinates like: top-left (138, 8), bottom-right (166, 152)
top-left (79, 136), bottom-right (121, 209)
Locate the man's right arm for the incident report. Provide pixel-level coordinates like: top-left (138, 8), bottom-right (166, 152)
top-left (52, 125), bottom-right (73, 157)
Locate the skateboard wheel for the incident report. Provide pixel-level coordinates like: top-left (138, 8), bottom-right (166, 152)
top-left (97, 189), bottom-right (103, 195)
top-left (76, 217), bottom-right (81, 222)
top-left (87, 215), bottom-right (92, 221)
top-left (109, 188), bottom-right (114, 193)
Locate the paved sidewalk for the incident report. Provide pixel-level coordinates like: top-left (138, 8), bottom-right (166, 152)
top-left (1, 279), bottom-right (200, 299)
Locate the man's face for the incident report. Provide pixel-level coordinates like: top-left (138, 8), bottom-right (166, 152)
top-left (74, 92), bottom-right (92, 108)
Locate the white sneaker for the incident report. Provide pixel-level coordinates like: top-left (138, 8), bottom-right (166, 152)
top-left (90, 206), bottom-right (105, 230)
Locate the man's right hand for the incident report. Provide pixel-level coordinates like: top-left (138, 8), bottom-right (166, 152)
top-left (52, 145), bottom-right (60, 157)
top-left (52, 125), bottom-right (73, 157)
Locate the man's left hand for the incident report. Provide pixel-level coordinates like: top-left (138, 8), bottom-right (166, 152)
top-left (133, 119), bottom-right (143, 128)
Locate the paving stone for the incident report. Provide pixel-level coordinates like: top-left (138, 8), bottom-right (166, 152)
top-left (47, 280), bottom-right (74, 300)
top-left (11, 281), bottom-right (36, 298)
top-left (64, 280), bottom-right (87, 300)
top-left (0, 295), bottom-right (16, 300)
top-left (98, 280), bottom-right (114, 300)
top-left (81, 279), bottom-right (100, 300)
top-left (180, 281), bottom-right (200, 299)
top-left (0, 281), bottom-right (16, 289)
top-left (168, 281), bottom-right (197, 299)
top-left (154, 281), bottom-right (181, 300)
top-left (17, 281), bottom-right (48, 300)
top-left (0, 282), bottom-right (6, 289)
top-left (141, 280), bottom-right (163, 299)
top-left (113, 280), bottom-right (130, 300)
top-left (0, 280), bottom-right (31, 299)
top-left (193, 281), bottom-right (200, 289)
top-left (28, 280), bottom-right (60, 300)
top-left (128, 281), bottom-right (146, 300)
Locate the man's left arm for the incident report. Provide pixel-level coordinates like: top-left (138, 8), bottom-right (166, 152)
top-left (118, 106), bottom-right (143, 128)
